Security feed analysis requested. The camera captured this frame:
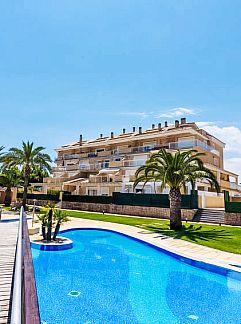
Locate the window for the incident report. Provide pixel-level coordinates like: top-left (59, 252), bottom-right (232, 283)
top-left (88, 189), bottom-right (98, 196)
top-left (101, 160), bottom-right (109, 168)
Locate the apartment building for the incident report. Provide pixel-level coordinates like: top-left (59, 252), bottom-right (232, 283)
top-left (43, 118), bottom-right (241, 197)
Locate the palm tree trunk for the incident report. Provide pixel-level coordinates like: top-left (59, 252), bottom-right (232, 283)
top-left (46, 209), bottom-right (53, 241)
top-left (4, 187), bottom-right (12, 207)
top-left (42, 224), bottom-right (46, 240)
top-left (22, 168), bottom-right (30, 209)
top-left (169, 188), bottom-right (182, 230)
top-left (53, 222), bottom-right (60, 241)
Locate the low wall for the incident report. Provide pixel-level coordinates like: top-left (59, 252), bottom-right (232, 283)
top-left (205, 196), bottom-right (225, 208)
top-left (231, 197), bottom-right (241, 202)
top-left (224, 212), bottom-right (241, 226)
top-left (20, 199), bottom-right (57, 207)
top-left (61, 201), bottom-right (196, 221)
top-left (198, 192), bottom-right (225, 209)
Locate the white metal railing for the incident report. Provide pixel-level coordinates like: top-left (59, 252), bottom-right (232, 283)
top-left (169, 140), bottom-right (220, 156)
top-left (10, 207), bottom-right (40, 324)
top-left (230, 182), bottom-right (241, 191)
top-left (11, 207), bottom-right (23, 324)
top-left (123, 159), bottom-right (146, 167)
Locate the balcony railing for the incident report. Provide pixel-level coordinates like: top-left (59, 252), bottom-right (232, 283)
top-left (63, 154), bottom-right (82, 160)
top-left (230, 182), bottom-right (241, 191)
top-left (54, 139), bottom-right (220, 171)
top-left (52, 166), bottom-right (66, 172)
top-left (123, 159), bottom-right (147, 167)
top-left (89, 175), bottom-right (122, 183)
top-left (169, 140), bottom-right (220, 156)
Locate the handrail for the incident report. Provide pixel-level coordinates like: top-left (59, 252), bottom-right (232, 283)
top-left (10, 207), bottom-right (40, 324)
top-left (11, 207), bottom-right (23, 324)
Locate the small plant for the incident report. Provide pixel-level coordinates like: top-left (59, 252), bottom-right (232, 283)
top-left (37, 204), bottom-right (69, 242)
top-left (37, 213), bottom-right (48, 240)
top-left (53, 210), bottom-right (69, 241)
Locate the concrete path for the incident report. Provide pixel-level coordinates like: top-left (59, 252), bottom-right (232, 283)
top-left (59, 216), bottom-right (241, 274)
top-left (0, 213), bottom-right (18, 324)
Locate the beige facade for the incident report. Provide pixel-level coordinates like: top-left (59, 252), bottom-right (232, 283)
top-left (43, 118), bottom-right (241, 197)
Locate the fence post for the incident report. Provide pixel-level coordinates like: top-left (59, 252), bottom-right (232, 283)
top-left (190, 190), bottom-right (198, 209)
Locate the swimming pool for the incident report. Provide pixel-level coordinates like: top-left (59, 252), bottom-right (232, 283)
top-left (32, 229), bottom-right (241, 324)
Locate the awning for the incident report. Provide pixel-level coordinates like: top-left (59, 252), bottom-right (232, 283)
top-left (63, 177), bottom-right (86, 185)
top-left (98, 168), bottom-right (120, 175)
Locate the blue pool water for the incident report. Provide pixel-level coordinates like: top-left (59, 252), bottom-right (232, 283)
top-left (32, 229), bottom-right (241, 324)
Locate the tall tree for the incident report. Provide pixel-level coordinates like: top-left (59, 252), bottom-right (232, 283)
top-left (1, 141), bottom-right (52, 208)
top-left (0, 146), bottom-right (4, 160)
top-left (134, 149), bottom-right (220, 230)
top-left (0, 168), bottom-right (22, 206)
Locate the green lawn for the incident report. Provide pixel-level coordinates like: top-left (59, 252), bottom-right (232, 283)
top-left (64, 210), bottom-right (241, 255)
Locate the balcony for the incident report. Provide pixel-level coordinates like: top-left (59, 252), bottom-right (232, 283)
top-left (63, 154), bottom-right (81, 160)
top-left (220, 179), bottom-right (231, 189)
top-left (89, 175), bottom-right (122, 183)
top-left (230, 182), bottom-right (241, 191)
top-left (169, 140), bottom-right (220, 156)
top-left (66, 164), bottom-right (79, 171)
top-left (123, 159), bottom-right (146, 167)
top-left (79, 164), bottom-right (100, 171)
top-left (52, 166), bottom-right (66, 172)
top-left (131, 146), bottom-right (154, 154)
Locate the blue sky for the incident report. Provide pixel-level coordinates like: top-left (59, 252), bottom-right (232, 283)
top-left (1, 1), bottom-right (241, 176)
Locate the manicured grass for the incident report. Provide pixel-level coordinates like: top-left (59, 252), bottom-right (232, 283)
top-left (64, 210), bottom-right (241, 255)
top-left (0, 205), bottom-right (11, 211)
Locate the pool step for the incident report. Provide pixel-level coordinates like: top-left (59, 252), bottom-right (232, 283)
top-left (192, 208), bottom-right (225, 224)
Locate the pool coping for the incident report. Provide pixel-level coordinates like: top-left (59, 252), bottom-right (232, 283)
top-left (31, 236), bottom-right (73, 251)
top-left (59, 225), bottom-right (241, 281)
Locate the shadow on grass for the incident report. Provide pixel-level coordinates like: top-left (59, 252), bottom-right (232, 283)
top-left (138, 224), bottom-right (232, 242)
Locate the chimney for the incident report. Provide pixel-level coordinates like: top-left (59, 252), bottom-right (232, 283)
top-left (122, 128), bottom-right (126, 134)
top-left (79, 134), bottom-right (83, 145)
top-left (175, 120), bottom-right (180, 128)
top-left (158, 123), bottom-right (162, 131)
top-left (110, 132), bottom-right (114, 139)
top-left (139, 127), bottom-right (142, 134)
top-left (181, 117), bottom-right (186, 125)
top-left (133, 126), bottom-right (136, 132)
top-left (165, 121), bottom-right (168, 127)
top-left (100, 133), bottom-right (103, 138)
top-left (152, 124), bottom-right (155, 129)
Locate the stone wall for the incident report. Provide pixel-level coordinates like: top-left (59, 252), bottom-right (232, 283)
top-left (24, 199), bottom-right (196, 221)
top-left (22, 199), bottom-right (58, 207)
top-left (61, 201), bottom-right (196, 221)
top-left (224, 212), bottom-right (241, 226)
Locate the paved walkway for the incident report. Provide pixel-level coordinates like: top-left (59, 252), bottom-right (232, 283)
top-left (58, 216), bottom-right (241, 273)
top-left (0, 213), bottom-right (18, 324)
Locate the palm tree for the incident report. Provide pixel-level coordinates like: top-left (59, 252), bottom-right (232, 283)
top-left (1, 141), bottom-right (52, 208)
top-left (0, 168), bottom-right (22, 206)
top-left (53, 209), bottom-right (69, 241)
top-left (0, 146), bottom-right (4, 159)
top-left (134, 149), bottom-right (220, 230)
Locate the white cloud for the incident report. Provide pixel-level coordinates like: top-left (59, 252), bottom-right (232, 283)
top-left (197, 122), bottom-right (241, 178)
top-left (120, 112), bottom-right (152, 119)
top-left (157, 107), bottom-right (197, 118)
top-left (225, 158), bottom-right (241, 180)
top-left (196, 122), bottom-right (241, 154)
